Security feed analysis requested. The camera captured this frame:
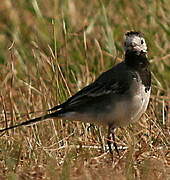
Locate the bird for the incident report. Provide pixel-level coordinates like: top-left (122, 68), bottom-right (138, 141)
top-left (0, 31), bottom-right (151, 154)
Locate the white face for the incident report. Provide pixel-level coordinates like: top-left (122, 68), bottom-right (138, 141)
top-left (124, 33), bottom-right (147, 53)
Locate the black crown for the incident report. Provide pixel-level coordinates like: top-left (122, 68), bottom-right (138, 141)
top-left (125, 31), bottom-right (143, 37)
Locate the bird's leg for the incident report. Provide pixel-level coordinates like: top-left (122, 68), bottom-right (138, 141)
top-left (107, 126), bottom-right (120, 156)
top-left (87, 124), bottom-right (95, 132)
top-left (110, 127), bottom-right (120, 156)
top-left (107, 127), bottom-right (113, 154)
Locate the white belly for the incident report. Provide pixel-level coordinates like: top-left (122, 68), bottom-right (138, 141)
top-left (106, 83), bottom-right (151, 127)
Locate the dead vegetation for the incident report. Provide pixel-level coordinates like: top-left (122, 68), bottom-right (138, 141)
top-left (0, 0), bottom-right (170, 179)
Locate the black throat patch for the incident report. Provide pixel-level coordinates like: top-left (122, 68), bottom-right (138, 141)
top-left (125, 51), bottom-right (151, 92)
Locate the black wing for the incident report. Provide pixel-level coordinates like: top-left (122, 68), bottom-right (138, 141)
top-left (50, 62), bottom-right (131, 111)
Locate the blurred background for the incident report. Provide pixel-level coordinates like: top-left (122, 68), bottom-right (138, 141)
top-left (0, 0), bottom-right (170, 179)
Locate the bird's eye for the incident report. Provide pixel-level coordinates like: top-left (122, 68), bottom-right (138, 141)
top-left (141, 39), bottom-right (144, 44)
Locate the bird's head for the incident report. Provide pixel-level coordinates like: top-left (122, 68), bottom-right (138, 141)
top-left (124, 31), bottom-right (147, 54)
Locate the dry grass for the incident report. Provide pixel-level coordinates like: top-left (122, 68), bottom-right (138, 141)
top-left (0, 0), bottom-right (170, 179)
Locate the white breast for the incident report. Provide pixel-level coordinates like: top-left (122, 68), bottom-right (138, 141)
top-left (105, 79), bottom-right (151, 127)
top-left (130, 84), bottom-right (151, 122)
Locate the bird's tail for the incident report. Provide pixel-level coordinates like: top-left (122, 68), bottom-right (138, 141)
top-left (0, 111), bottom-right (60, 133)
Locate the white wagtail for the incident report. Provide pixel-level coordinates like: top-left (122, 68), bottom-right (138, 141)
top-left (0, 31), bottom-right (151, 154)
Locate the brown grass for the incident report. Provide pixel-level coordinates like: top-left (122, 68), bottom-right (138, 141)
top-left (0, 0), bottom-right (170, 179)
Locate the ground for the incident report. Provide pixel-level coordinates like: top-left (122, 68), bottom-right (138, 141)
top-left (0, 1), bottom-right (170, 179)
